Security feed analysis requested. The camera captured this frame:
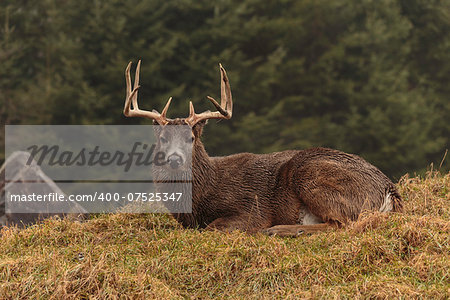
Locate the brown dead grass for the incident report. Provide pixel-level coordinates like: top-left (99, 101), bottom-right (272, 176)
top-left (0, 170), bottom-right (449, 299)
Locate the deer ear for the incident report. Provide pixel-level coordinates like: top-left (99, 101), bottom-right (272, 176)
top-left (192, 120), bottom-right (208, 129)
top-left (192, 120), bottom-right (207, 137)
top-left (192, 119), bottom-right (208, 128)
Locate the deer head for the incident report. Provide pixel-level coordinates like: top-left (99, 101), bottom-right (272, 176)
top-left (123, 61), bottom-right (233, 171)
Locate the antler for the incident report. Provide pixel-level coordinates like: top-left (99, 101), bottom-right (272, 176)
top-left (185, 63), bottom-right (233, 126)
top-left (124, 60), bottom-right (172, 125)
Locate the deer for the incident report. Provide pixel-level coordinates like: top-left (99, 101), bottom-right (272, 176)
top-left (122, 60), bottom-right (403, 236)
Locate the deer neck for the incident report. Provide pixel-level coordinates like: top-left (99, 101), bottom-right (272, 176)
top-left (171, 141), bottom-right (216, 228)
top-left (192, 141), bottom-right (216, 195)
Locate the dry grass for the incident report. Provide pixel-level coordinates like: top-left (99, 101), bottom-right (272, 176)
top-left (1, 171), bottom-right (449, 299)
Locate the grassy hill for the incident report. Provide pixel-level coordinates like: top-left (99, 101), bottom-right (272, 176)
top-left (0, 171), bottom-right (448, 299)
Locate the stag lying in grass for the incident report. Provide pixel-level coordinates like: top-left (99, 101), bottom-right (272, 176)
top-left (123, 61), bottom-right (402, 236)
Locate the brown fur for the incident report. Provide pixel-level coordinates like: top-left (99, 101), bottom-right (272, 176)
top-left (154, 119), bottom-right (402, 236)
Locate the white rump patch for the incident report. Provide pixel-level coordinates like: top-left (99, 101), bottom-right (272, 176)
top-left (379, 193), bottom-right (393, 212)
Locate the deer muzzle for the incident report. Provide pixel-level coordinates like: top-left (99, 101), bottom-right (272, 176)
top-left (167, 154), bottom-right (183, 169)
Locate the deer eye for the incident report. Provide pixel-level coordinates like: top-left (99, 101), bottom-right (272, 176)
top-left (160, 137), bottom-right (168, 144)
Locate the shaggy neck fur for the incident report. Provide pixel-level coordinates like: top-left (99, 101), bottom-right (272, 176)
top-left (159, 120), bottom-right (216, 228)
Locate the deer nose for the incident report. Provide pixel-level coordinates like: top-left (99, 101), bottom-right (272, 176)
top-left (167, 154), bottom-right (183, 169)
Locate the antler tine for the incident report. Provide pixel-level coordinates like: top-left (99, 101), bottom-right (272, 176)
top-left (161, 97), bottom-right (172, 118)
top-left (124, 61), bottom-right (133, 113)
top-left (132, 60), bottom-right (141, 110)
top-left (189, 101), bottom-right (195, 116)
top-left (219, 63), bottom-right (231, 112)
top-left (186, 63), bottom-right (233, 126)
top-left (123, 61), bottom-right (171, 125)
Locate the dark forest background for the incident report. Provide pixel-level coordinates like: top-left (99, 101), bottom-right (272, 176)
top-left (1, 0), bottom-right (449, 180)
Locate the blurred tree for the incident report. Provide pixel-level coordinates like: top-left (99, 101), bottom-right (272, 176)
top-left (0, 0), bottom-right (448, 178)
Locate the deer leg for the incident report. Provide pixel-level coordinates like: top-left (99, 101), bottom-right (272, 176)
top-left (262, 223), bottom-right (333, 237)
top-left (205, 216), bottom-right (268, 233)
top-left (204, 217), bottom-right (242, 232)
